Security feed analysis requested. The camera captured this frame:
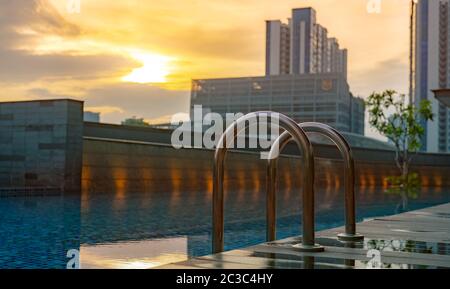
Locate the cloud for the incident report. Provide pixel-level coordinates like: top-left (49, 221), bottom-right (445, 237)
top-left (62, 0), bottom-right (263, 60)
top-left (83, 83), bottom-right (190, 124)
top-left (0, 49), bottom-right (136, 83)
top-left (0, 0), bottom-right (81, 48)
top-left (349, 57), bottom-right (408, 97)
top-left (0, 0), bottom-right (137, 83)
top-left (27, 84), bottom-right (190, 125)
top-left (1, 0), bottom-right (411, 139)
top-left (28, 87), bottom-right (71, 98)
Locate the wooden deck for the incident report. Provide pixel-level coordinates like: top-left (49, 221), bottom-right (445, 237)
top-left (159, 203), bottom-right (450, 269)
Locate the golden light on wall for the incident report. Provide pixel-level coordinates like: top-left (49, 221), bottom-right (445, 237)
top-left (433, 175), bottom-right (443, 187)
top-left (251, 170), bottom-right (261, 194)
top-left (114, 180), bottom-right (127, 195)
top-left (111, 167), bottom-right (128, 209)
top-left (170, 169), bottom-right (182, 196)
top-left (421, 176), bottom-right (430, 187)
top-left (359, 175), bottom-right (367, 188)
top-left (113, 180), bottom-right (127, 209)
top-left (334, 175), bottom-right (341, 191)
top-left (112, 167), bottom-right (128, 180)
top-left (206, 177), bottom-right (213, 199)
top-left (382, 177), bottom-right (389, 189)
top-left (325, 171), bottom-right (332, 187)
top-left (249, 169), bottom-right (260, 202)
top-left (237, 170), bottom-right (246, 195)
top-left (368, 174), bottom-right (376, 188)
top-left (81, 163), bottom-right (92, 201)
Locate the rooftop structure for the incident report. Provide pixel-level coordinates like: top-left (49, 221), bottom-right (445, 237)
top-left (191, 73), bottom-right (365, 134)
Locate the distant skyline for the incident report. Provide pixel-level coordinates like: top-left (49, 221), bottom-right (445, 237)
top-left (0, 0), bottom-right (412, 139)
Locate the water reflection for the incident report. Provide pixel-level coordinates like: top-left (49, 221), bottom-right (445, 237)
top-left (1, 186), bottom-right (449, 269)
top-left (80, 237), bottom-right (188, 269)
top-left (79, 186), bottom-right (449, 264)
top-left (266, 236), bottom-right (450, 269)
top-left (0, 195), bottom-right (81, 269)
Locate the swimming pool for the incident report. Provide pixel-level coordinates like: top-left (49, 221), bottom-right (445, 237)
top-left (0, 187), bottom-right (449, 268)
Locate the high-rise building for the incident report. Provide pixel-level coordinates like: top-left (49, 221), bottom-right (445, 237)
top-left (192, 7), bottom-right (363, 135)
top-left (415, 0), bottom-right (450, 152)
top-left (265, 8), bottom-right (347, 77)
top-left (290, 8), bottom-right (317, 74)
top-left (266, 20), bottom-right (291, 75)
top-left (350, 94), bottom-right (365, 135)
top-left (315, 24), bottom-right (329, 73)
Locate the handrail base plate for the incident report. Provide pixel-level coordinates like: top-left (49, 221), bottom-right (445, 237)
top-left (292, 243), bottom-right (325, 252)
top-left (337, 233), bottom-right (365, 242)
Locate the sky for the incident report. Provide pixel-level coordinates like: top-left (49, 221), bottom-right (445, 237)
top-left (0, 0), bottom-right (413, 138)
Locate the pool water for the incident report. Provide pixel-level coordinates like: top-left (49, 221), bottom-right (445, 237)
top-left (0, 187), bottom-right (449, 269)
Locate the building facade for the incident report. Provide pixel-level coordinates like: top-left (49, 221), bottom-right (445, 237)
top-left (350, 94), bottom-right (365, 135)
top-left (84, 111), bottom-right (100, 123)
top-left (266, 8), bottom-right (347, 77)
top-left (0, 99), bottom-right (83, 195)
top-left (191, 73), bottom-right (365, 134)
top-left (415, 0), bottom-right (450, 152)
top-left (266, 20), bottom-right (291, 75)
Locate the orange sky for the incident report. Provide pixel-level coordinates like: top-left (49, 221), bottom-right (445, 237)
top-left (0, 0), bottom-right (413, 137)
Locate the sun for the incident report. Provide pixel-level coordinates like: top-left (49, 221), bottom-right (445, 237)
top-left (122, 52), bottom-right (172, 83)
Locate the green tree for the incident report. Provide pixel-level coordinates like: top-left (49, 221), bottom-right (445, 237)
top-left (366, 90), bottom-right (434, 211)
top-left (122, 116), bottom-right (150, 127)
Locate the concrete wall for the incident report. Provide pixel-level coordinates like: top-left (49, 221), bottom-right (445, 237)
top-left (0, 102), bottom-right (448, 196)
top-left (0, 99), bottom-right (83, 195)
top-left (82, 137), bottom-right (450, 195)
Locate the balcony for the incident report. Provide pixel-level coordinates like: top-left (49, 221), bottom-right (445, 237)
top-left (432, 89), bottom-right (450, 108)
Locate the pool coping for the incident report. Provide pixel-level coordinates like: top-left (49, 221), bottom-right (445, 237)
top-left (158, 202), bottom-right (450, 269)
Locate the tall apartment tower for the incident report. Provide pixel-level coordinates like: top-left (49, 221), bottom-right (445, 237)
top-left (266, 20), bottom-right (291, 75)
top-left (290, 8), bottom-right (317, 74)
top-left (415, 0), bottom-right (450, 152)
top-left (265, 7), bottom-right (347, 77)
top-left (316, 24), bottom-right (329, 73)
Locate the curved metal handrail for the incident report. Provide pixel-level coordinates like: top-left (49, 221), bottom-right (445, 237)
top-left (267, 122), bottom-right (364, 242)
top-left (213, 112), bottom-right (324, 254)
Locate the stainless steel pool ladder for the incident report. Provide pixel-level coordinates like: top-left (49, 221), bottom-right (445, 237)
top-left (267, 122), bottom-right (364, 242)
top-left (212, 112), bottom-right (324, 254)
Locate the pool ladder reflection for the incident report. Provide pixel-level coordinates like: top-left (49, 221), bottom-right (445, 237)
top-left (212, 112), bottom-right (363, 254)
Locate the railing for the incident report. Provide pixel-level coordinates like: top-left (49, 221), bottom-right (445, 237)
top-left (267, 122), bottom-right (363, 242)
top-left (212, 112), bottom-right (362, 254)
top-left (212, 112), bottom-right (323, 253)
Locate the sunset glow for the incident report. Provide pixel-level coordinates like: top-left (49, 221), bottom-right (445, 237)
top-left (122, 52), bottom-right (173, 84)
top-left (0, 0), bottom-right (412, 130)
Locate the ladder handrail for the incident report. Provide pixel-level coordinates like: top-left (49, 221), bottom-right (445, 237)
top-left (212, 112), bottom-right (323, 253)
top-left (267, 122), bottom-right (363, 242)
